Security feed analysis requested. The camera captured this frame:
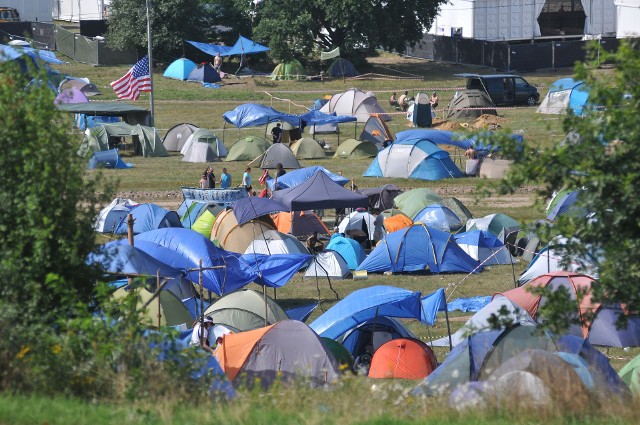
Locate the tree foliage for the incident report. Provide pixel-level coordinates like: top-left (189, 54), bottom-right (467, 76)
top-left (497, 40), bottom-right (640, 328)
top-left (252, 0), bottom-right (446, 62)
top-left (107, 0), bottom-right (215, 63)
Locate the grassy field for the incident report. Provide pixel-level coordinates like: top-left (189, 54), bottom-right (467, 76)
top-left (14, 52), bottom-right (634, 424)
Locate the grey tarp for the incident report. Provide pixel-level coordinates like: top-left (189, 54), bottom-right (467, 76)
top-left (360, 184), bottom-right (403, 211)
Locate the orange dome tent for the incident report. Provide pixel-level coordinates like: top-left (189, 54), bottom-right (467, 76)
top-left (368, 337), bottom-right (437, 379)
top-left (383, 214), bottom-right (413, 233)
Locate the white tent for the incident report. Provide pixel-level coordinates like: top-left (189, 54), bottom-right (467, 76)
top-left (93, 198), bottom-right (138, 233)
top-left (244, 230), bottom-right (310, 256)
top-left (182, 142), bottom-right (221, 163)
top-left (180, 128), bottom-right (227, 158)
top-left (615, 0), bottom-right (640, 37)
top-left (303, 250), bottom-right (351, 280)
top-left (338, 211), bottom-right (377, 241)
top-left (320, 88), bottom-right (390, 123)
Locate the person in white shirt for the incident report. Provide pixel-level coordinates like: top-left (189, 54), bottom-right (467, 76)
top-left (190, 316), bottom-right (216, 354)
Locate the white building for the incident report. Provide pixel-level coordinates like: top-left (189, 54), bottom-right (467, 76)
top-left (53, 0), bottom-right (111, 22)
top-left (429, 0), bottom-right (621, 41)
top-left (614, 0), bottom-right (640, 37)
top-left (2, 0), bottom-right (52, 22)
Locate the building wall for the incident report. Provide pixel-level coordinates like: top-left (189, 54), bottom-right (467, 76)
top-left (54, 0), bottom-right (110, 22)
top-left (428, 0), bottom-right (475, 38)
top-left (2, 0), bottom-right (52, 22)
top-left (614, 0), bottom-right (640, 37)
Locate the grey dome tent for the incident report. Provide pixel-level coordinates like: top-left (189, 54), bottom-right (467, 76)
top-left (182, 142), bottom-right (221, 163)
top-left (163, 123), bottom-right (199, 152)
top-left (326, 58), bottom-right (359, 78)
top-left (359, 115), bottom-right (394, 148)
top-left (187, 63), bottom-right (221, 83)
top-left (225, 136), bottom-right (271, 162)
top-left (247, 143), bottom-right (300, 169)
top-left (290, 137), bottom-right (327, 159)
top-left (447, 89), bottom-right (496, 119)
top-left (333, 138), bottom-right (378, 159)
top-left (180, 128), bottom-right (227, 158)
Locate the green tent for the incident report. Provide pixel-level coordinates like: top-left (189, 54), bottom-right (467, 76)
top-left (191, 210), bottom-right (216, 238)
top-left (78, 122), bottom-right (168, 158)
top-left (619, 354), bottom-right (640, 394)
top-left (203, 288), bottom-right (289, 332)
top-left (333, 138), bottom-right (378, 159)
top-left (291, 137), bottom-right (327, 159)
top-left (112, 287), bottom-right (193, 328)
top-left (321, 337), bottom-right (353, 372)
top-left (394, 188), bottom-right (443, 219)
top-left (224, 136), bottom-right (271, 162)
top-left (441, 197), bottom-right (473, 227)
top-left (271, 59), bottom-right (307, 80)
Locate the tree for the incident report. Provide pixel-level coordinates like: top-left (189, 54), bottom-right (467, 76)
top-left (497, 40), bottom-right (640, 330)
top-left (0, 61), bottom-right (113, 385)
top-left (107, 0), bottom-right (215, 63)
top-left (251, 0), bottom-right (446, 62)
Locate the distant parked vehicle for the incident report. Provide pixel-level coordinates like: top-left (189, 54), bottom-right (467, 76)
top-left (456, 73), bottom-right (540, 106)
top-left (0, 7), bottom-right (19, 22)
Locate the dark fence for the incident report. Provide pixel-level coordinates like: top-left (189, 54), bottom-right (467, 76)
top-left (55, 25), bottom-right (138, 65)
top-left (79, 20), bottom-right (108, 38)
top-left (406, 34), bottom-right (623, 72)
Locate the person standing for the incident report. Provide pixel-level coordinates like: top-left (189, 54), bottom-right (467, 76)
top-left (219, 167), bottom-right (232, 189)
top-left (271, 123), bottom-right (283, 143)
top-left (198, 172), bottom-right (209, 188)
top-left (206, 166), bottom-right (216, 189)
top-left (242, 167), bottom-right (252, 192)
top-left (398, 91), bottom-right (409, 111)
top-left (213, 53), bottom-right (222, 73)
top-left (276, 163), bottom-right (286, 178)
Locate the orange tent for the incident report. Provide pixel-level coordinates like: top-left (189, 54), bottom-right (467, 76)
top-left (272, 210), bottom-right (330, 236)
top-left (368, 338), bottom-right (437, 379)
top-left (214, 325), bottom-right (273, 381)
top-left (497, 271), bottom-right (598, 339)
top-left (383, 214), bottom-right (413, 233)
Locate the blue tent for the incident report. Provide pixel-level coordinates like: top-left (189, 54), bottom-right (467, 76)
top-left (326, 234), bottom-right (365, 270)
top-left (0, 43), bottom-right (65, 65)
top-left (299, 109), bottom-right (357, 126)
top-left (356, 223), bottom-right (480, 274)
top-left (87, 149), bottom-right (133, 170)
top-left (163, 58), bottom-right (197, 80)
top-left (88, 244), bottom-right (183, 277)
top-left (537, 78), bottom-right (592, 115)
top-left (395, 129), bottom-right (474, 149)
top-left (309, 286), bottom-right (423, 339)
top-left (341, 316), bottom-right (415, 356)
top-left (413, 204), bottom-right (463, 232)
top-left (454, 230), bottom-right (514, 265)
top-left (187, 63), bottom-right (221, 83)
top-left (246, 253), bottom-right (312, 288)
top-left (271, 171), bottom-right (369, 211)
top-left (223, 103), bottom-right (301, 128)
top-left (267, 165), bottom-right (349, 190)
top-left (547, 190), bottom-right (586, 221)
top-left (363, 140), bottom-right (463, 181)
top-left (113, 204), bottom-right (183, 235)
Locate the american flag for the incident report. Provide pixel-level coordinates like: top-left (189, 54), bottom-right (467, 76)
top-left (259, 169), bottom-right (270, 186)
top-left (110, 56), bottom-right (152, 101)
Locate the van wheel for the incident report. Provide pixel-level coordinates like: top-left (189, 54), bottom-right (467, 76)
top-left (526, 96), bottom-right (537, 106)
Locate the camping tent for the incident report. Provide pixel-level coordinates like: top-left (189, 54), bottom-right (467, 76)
top-left (441, 197), bottom-right (474, 227)
top-left (247, 143), bottom-right (300, 169)
top-left (244, 229), bottom-right (310, 256)
top-left (326, 234), bottom-right (366, 270)
top-left (89, 243), bottom-right (182, 279)
top-left (113, 286), bottom-right (193, 328)
top-left (223, 103), bottom-right (301, 129)
top-left (272, 210), bottom-right (330, 236)
top-left (87, 149), bottom-right (132, 170)
top-left (394, 188), bottom-right (443, 219)
top-left (333, 138), bottom-right (378, 159)
top-left (267, 165), bottom-right (350, 191)
top-left (78, 122), bottom-right (168, 158)
top-left (338, 210), bottom-right (377, 241)
top-left (383, 213), bottom-right (413, 234)
top-left (203, 288), bottom-right (289, 332)
top-left (466, 213), bottom-right (521, 247)
top-left (54, 87), bottom-right (89, 104)
top-left (447, 89), bottom-right (497, 119)
top-left (356, 223), bottom-right (480, 274)
top-left (326, 58), bottom-right (359, 78)
top-left (413, 204), bottom-right (464, 233)
top-left (180, 128), bottom-right (227, 158)
top-left (619, 354), bottom-right (640, 394)
top-left (359, 115), bottom-right (394, 148)
top-left (182, 142), bottom-right (221, 163)
top-left (163, 58), bottom-right (197, 80)
top-left (94, 198), bottom-right (139, 233)
top-left (271, 59), bottom-right (307, 80)
top-left (113, 203), bottom-right (183, 234)
top-left (368, 338), bottom-right (437, 379)
top-left (537, 78), bottom-right (591, 115)
top-left (266, 121), bottom-right (299, 144)
top-left (320, 88), bottom-right (390, 122)
top-left (454, 230), bottom-right (515, 265)
top-left (360, 184), bottom-right (403, 211)
top-left (304, 250), bottom-right (352, 280)
top-left (187, 63), bottom-right (221, 83)
top-left (271, 171), bottom-right (369, 211)
top-left (224, 136), bottom-right (271, 162)
top-left (300, 109), bottom-right (358, 136)
top-left (163, 123), bottom-right (199, 152)
top-left (290, 137), bottom-right (327, 159)
top-left (211, 209), bottom-right (276, 253)
top-left (57, 77), bottom-right (101, 96)
top-left (363, 140), bottom-right (463, 181)
top-left (214, 320), bottom-right (339, 387)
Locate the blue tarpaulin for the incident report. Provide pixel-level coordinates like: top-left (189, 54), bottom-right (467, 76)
top-left (223, 103), bottom-right (301, 128)
top-left (356, 223), bottom-right (480, 274)
top-left (187, 35), bottom-right (269, 57)
top-left (88, 244), bottom-right (183, 277)
top-left (309, 285), bottom-right (423, 339)
top-left (0, 44), bottom-right (65, 65)
top-left (233, 197), bottom-right (288, 225)
top-left (113, 204), bottom-right (183, 235)
top-left (395, 129), bottom-right (474, 149)
top-left (286, 302), bottom-right (319, 322)
top-left (267, 165), bottom-right (350, 190)
top-left (299, 110), bottom-right (357, 126)
top-left (420, 288), bottom-right (447, 325)
top-left (271, 171), bottom-right (368, 211)
top-left (447, 296), bottom-right (492, 313)
top-left (245, 253), bottom-right (312, 287)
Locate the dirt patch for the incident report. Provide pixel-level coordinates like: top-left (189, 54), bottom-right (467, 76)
top-left (432, 119), bottom-right (467, 131)
top-left (472, 114), bottom-right (507, 129)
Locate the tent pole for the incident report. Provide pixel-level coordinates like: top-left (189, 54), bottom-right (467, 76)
top-left (263, 285), bottom-right (268, 327)
top-left (157, 270), bottom-right (162, 328)
top-left (145, 0), bottom-right (155, 127)
top-left (444, 305), bottom-right (453, 351)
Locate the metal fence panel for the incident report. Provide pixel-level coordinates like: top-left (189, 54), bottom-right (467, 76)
top-left (31, 22), bottom-right (55, 50)
top-left (509, 43), bottom-right (553, 71)
top-left (54, 25), bottom-right (76, 59)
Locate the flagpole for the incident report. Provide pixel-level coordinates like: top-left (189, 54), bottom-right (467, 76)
top-left (146, 0), bottom-right (155, 126)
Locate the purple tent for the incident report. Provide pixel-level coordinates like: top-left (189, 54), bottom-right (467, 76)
top-left (54, 87), bottom-right (89, 104)
top-left (233, 197), bottom-right (288, 225)
top-left (272, 171), bottom-right (368, 211)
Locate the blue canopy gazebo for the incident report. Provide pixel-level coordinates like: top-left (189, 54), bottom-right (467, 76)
top-left (222, 103), bottom-right (301, 144)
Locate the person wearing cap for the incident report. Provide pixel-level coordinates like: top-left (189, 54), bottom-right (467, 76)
top-left (191, 316), bottom-right (216, 354)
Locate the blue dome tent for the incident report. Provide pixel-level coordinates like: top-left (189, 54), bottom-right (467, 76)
top-left (537, 78), bottom-right (592, 115)
top-left (163, 58), bottom-right (197, 80)
top-left (326, 234), bottom-right (366, 270)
